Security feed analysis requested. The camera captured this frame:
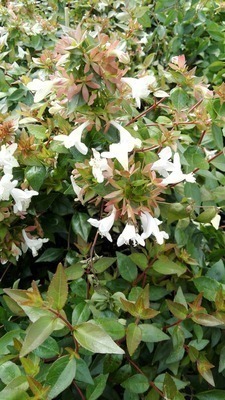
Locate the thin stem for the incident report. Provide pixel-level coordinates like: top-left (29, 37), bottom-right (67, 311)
top-left (126, 98), bottom-right (166, 127)
top-left (126, 356), bottom-right (165, 398)
top-left (0, 263), bottom-right (11, 283)
top-left (73, 380), bottom-right (86, 400)
top-left (198, 130), bottom-right (206, 145)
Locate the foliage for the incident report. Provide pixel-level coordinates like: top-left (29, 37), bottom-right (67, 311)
top-left (0, 0), bottom-right (225, 399)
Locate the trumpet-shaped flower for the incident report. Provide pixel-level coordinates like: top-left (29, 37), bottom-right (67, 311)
top-left (11, 188), bottom-right (38, 213)
top-left (101, 121), bottom-right (142, 170)
top-left (151, 147), bottom-right (175, 177)
top-left (0, 174), bottom-right (18, 201)
top-left (70, 175), bottom-right (83, 203)
top-left (140, 211), bottom-right (169, 245)
top-left (0, 143), bottom-right (19, 174)
top-left (22, 230), bottom-right (49, 257)
top-left (89, 149), bottom-right (112, 183)
top-left (54, 121), bottom-right (89, 154)
top-left (117, 223), bottom-right (145, 247)
top-left (161, 153), bottom-right (195, 185)
top-left (121, 75), bottom-right (156, 108)
top-left (88, 207), bottom-right (117, 242)
top-left (27, 78), bottom-right (54, 103)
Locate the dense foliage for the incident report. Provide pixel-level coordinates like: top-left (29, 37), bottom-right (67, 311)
top-left (1, 0), bottom-right (225, 399)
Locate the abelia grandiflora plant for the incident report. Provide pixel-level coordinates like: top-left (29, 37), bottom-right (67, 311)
top-left (0, 24), bottom-right (221, 264)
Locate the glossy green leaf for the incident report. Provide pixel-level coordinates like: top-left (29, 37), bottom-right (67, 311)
top-left (71, 213), bottom-right (91, 241)
top-left (0, 361), bottom-right (21, 385)
top-left (193, 277), bottom-right (221, 301)
top-left (46, 355), bottom-right (76, 400)
top-left (35, 248), bottom-right (64, 263)
top-left (47, 263), bottom-right (68, 310)
top-left (20, 316), bottom-right (56, 357)
top-left (74, 322), bottom-right (124, 354)
top-left (152, 256), bottom-right (186, 277)
top-left (25, 165), bottom-right (47, 191)
top-left (117, 252), bottom-right (138, 282)
top-left (34, 336), bottom-right (60, 359)
top-left (72, 302), bottom-right (91, 325)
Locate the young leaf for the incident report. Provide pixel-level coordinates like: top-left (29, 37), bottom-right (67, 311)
top-left (166, 300), bottom-right (188, 320)
top-left (47, 263), bottom-right (68, 310)
top-left (20, 316), bottom-right (56, 358)
top-left (74, 322), bottom-right (124, 354)
top-left (126, 323), bottom-right (142, 356)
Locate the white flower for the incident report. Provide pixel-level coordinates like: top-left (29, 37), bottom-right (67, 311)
top-left (0, 143), bottom-right (19, 174)
top-left (88, 207), bottom-right (117, 242)
top-left (151, 147), bottom-right (175, 178)
top-left (121, 75), bottom-right (156, 108)
top-left (70, 175), bottom-right (83, 203)
top-left (161, 153), bottom-right (195, 185)
top-left (101, 121), bottom-right (142, 170)
top-left (0, 174), bottom-right (18, 201)
top-left (117, 223), bottom-right (145, 247)
top-left (27, 78), bottom-right (54, 103)
top-left (22, 230), bottom-right (49, 257)
top-left (89, 149), bottom-right (112, 183)
top-left (140, 211), bottom-right (169, 245)
top-left (140, 211), bottom-right (169, 244)
top-left (11, 188), bottom-right (38, 213)
top-left (54, 121), bottom-right (89, 154)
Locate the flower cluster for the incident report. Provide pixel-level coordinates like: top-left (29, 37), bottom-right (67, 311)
top-left (0, 143), bottom-right (48, 263)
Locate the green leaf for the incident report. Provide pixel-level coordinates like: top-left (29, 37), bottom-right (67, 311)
top-left (116, 252), bottom-right (138, 282)
top-left (86, 374), bottom-right (108, 400)
top-left (65, 262), bottom-right (85, 280)
top-left (152, 256), bottom-right (186, 277)
top-left (139, 324), bottom-right (169, 342)
top-left (129, 253), bottom-right (148, 270)
top-left (46, 355), bottom-right (76, 400)
top-left (184, 147), bottom-right (209, 171)
top-left (163, 373), bottom-right (177, 399)
top-left (74, 322), bottom-right (124, 354)
top-left (219, 345), bottom-right (225, 373)
top-left (75, 358), bottom-right (94, 384)
top-left (212, 123), bottom-right (224, 150)
top-left (95, 318), bottom-right (125, 340)
top-left (121, 374), bottom-right (149, 394)
top-left (72, 302), bottom-right (91, 325)
top-left (195, 390), bottom-right (225, 400)
top-left (94, 257), bottom-right (116, 273)
top-left (193, 277), bottom-right (221, 301)
top-left (47, 263), bottom-right (68, 310)
top-left (166, 300), bottom-right (188, 320)
top-left (26, 124), bottom-right (47, 139)
top-left (20, 316), bottom-right (57, 357)
top-left (0, 361), bottom-right (21, 385)
top-left (25, 166), bottom-right (47, 191)
top-left (126, 323), bottom-right (142, 356)
top-left (71, 213), bottom-right (91, 241)
top-left (195, 207), bottom-right (217, 223)
top-left (35, 248), bottom-right (65, 263)
top-left (34, 336), bottom-right (60, 359)
top-left (0, 330), bottom-right (22, 355)
top-left (170, 87), bottom-right (190, 111)
top-left (210, 154), bottom-right (225, 172)
top-left (166, 326), bottom-right (185, 364)
top-left (0, 389), bottom-right (29, 400)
